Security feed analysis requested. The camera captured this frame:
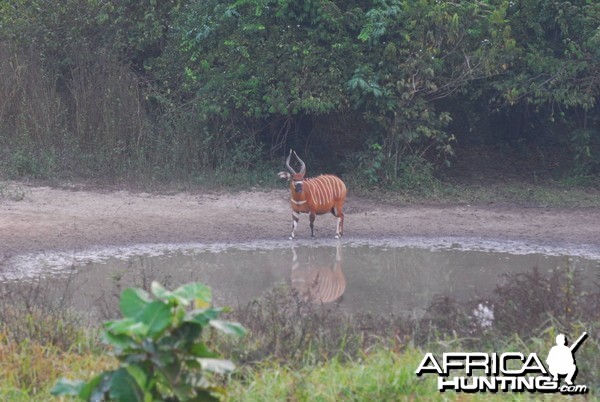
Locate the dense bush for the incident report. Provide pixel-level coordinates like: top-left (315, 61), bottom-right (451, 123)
top-left (0, 0), bottom-right (598, 184)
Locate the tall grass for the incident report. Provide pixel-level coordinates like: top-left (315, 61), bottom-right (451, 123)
top-left (228, 348), bottom-right (435, 402)
top-left (228, 346), bottom-right (594, 402)
top-left (0, 42), bottom-right (144, 179)
top-left (0, 42), bottom-right (277, 186)
top-left (0, 331), bottom-right (114, 402)
top-left (0, 278), bottom-right (112, 401)
top-left (0, 276), bottom-right (91, 349)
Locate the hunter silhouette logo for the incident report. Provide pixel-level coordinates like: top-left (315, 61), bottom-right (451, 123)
top-left (546, 332), bottom-right (587, 386)
top-left (415, 331), bottom-right (589, 394)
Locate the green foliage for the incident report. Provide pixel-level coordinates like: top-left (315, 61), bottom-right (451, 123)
top-left (0, 0), bottom-right (598, 184)
top-left (52, 281), bottom-right (245, 402)
top-left (1, 273), bottom-right (598, 400)
top-left (346, 143), bottom-right (439, 192)
top-left (470, 0), bottom-right (600, 171)
top-left (494, 0), bottom-right (599, 110)
top-left (172, 0), bottom-right (359, 129)
top-left (6, 148), bottom-right (56, 179)
top-left (353, 143), bottom-right (387, 185)
top-left (571, 128), bottom-right (600, 175)
top-left (0, 0), bottom-right (181, 75)
top-left (348, 0), bottom-right (508, 174)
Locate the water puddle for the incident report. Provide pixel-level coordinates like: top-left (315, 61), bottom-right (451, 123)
top-left (3, 238), bottom-right (599, 324)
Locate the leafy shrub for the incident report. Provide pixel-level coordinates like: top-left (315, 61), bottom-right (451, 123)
top-left (7, 148), bottom-right (56, 179)
top-left (571, 128), bottom-right (600, 176)
top-left (347, 144), bottom-right (439, 193)
top-left (52, 281), bottom-right (246, 402)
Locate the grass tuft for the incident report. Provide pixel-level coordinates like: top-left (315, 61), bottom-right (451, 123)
top-left (0, 329), bottom-right (113, 401)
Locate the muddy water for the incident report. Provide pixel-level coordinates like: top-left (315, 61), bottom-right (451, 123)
top-left (5, 239), bottom-right (598, 322)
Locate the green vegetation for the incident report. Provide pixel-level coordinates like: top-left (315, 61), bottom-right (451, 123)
top-left (0, 0), bottom-right (598, 399)
top-left (0, 0), bottom-right (597, 190)
top-left (0, 279), bottom-right (111, 401)
top-left (51, 282), bottom-right (245, 401)
top-left (229, 347), bottom-right (593, 402)
top-left (228, 348), bottom-right (436, 401)
top-left (0, 273), bottom-right (598, 401)
top-left (349, 178), bottom-right (600, 207)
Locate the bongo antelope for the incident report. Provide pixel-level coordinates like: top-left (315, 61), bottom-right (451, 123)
top-left (278, 150), bottom-right (347, 239)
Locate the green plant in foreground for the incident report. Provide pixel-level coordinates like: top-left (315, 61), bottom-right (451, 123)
top-left (52, 281), bottom-right (246, 401)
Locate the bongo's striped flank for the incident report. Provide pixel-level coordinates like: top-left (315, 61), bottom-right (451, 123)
top-left (278, 150), bottom-right (347, 239)
top-left (302, 175), bottom-right (347, 212)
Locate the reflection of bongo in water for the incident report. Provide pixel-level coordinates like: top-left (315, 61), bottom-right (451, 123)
top-left (290, 245), bottom-right (345, 304)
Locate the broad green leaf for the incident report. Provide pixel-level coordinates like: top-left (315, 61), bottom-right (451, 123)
top-left (138, 301), bottom-right (173, 338)
top-left (152, 351), bottom-right (176, 368)
top-left (106, 318), bottom-right (149, 337)
top-left (209, 319), bottom-right (247, 336)
top-left (194, 298), bottom-right (212, 310)
top-left (172, 322), bottom-right (203, 344)
top-left (50, 378), bottom-right (85, 396)
top-left (125, 364), bottom-right (148, 392)
top-left (173, 303), bottom-right (187, 324)
top-left (120, 288), bottom-right (152, 318)
top-left (185, 308), bottom-right (222, 326)
top-left (173, 282), bottom-right (212, 306)
top-left (124, 353), bottom-right (151, 365)
top-left (151, 281), bottom-right (175, 300)
top-left (141, 339), bottom-right (158, 355)
top-left (101, 331), bottom-right (137, 350)
top-left (109, 367), bottom-right (145, 402)
top-left (198, 358), bottom-right (236, 374)
top-left (80, 371), bottom-right (113, 401)
top-left (190, 342), bottom-right (219, 358)
top-left (151, 281), bottom-right (188, 305)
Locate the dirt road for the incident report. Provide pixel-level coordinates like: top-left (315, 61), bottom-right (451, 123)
top-left (1, 183), bottom-right (599, 264)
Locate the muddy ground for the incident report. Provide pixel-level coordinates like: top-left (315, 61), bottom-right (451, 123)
top-left (1, 183), bottom-right (599, 265)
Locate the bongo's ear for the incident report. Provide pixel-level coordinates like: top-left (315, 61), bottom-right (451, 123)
top-left (277, 171), bottom-right (291, 180)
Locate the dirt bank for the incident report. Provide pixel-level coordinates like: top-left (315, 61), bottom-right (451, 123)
top-left (1, 183), bottom-right (599, 264)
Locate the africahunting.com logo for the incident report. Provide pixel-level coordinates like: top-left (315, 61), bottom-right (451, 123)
top-left (415, 332), bottom-right (589, 394)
